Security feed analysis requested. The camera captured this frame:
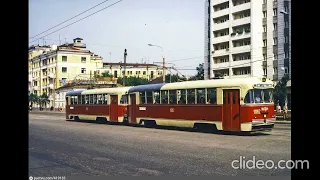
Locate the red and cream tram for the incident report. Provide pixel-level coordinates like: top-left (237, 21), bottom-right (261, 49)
top-left (65, 87), bottom-right (132, 123)
top-left (126, 77), bottom-right (275, 132)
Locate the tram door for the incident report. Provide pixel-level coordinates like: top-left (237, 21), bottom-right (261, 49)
top-left (223, 89), bottom-right (240, 131)
top-left (129, 94), bottom-right (137, 124)
top-left (110, 95), bottom-right (118, 122)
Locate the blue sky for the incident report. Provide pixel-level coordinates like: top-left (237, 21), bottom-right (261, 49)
top-left (29, 0), bottom-right (205, 76)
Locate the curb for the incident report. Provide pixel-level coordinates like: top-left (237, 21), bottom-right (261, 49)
top-left (274, 121), bottom-right (291, 124)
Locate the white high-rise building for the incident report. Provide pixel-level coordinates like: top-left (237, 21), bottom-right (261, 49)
top-left (204, 0), bottom-right (291, 81)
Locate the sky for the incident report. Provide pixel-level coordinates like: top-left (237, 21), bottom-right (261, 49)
top-left (29, 0), bottom-right (205, 77)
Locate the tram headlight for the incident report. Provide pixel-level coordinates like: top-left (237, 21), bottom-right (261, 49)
top-left (263, 114), bottom-right (266, 118)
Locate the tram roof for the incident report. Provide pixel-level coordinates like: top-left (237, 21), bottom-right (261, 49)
top-left (81, 86), bottom-right (133, 95)
top-left (128, 83), bottom-right (165, 93)
top-left (161, 77), bottom-right (274, 90)
top-left (66, 90), bottom-right (85, 96)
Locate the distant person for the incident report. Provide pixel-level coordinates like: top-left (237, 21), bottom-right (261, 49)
top-left (255, 94), bottom-right (262, 103)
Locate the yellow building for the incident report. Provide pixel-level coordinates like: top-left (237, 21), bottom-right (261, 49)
top-left (29, 38), bottom-right (103, 108)
top-left (96, 62), bottom-right (163, 81)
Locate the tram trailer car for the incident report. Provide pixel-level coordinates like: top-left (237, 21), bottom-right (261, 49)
top-left (126, 77), bottom-right (275, 132)
top-left (65, 87), bottom-right (132, 123)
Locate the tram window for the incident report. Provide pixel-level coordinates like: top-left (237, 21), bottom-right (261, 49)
top-left (187, 89), bottom-right (195, 104)
top-left (177, 89), bottom-right (186, 104)
top-left (85, 95), bottom-right (89, 104)
top-left (70, 96), bottom-right (74, 104)
top-left (169, 90), bottom-right (177, 104)
top-left (254, 89), bottom-right (262, 103)
top-left (161, 90), bottom-right (168, 104)
top-left (197, 88), bottom-right (205, 104)
top-left (244, 90), bottom-right (254, 103)
top-left (97, 94), bottom-right (101, 104)
top-left (104, 94), bottom-right (108, 104)
top-left (74, 96), bottom-right (78, 104)
top-left (207, 88), bottom-right (217, 104)
top-left (93, 94), bottom-right (97, 104)
top-left (78, 95), bottom-right (81, 104)
top-left (140, 92), bottom-right (146, 104)
top-left (89, 94), bottom-right (93, 104)
top-left (81, 95), bottom-right (85, 104)
top-left (120, 95), bottom-right (128, 104)
top-left (262, 89), bottom-right (273, 103)
top-left (153, 91), bottom-right (160, 104)
top-left (146, 91), bottom-right (153, 104)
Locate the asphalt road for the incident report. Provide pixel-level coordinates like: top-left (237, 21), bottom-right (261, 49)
top-left (29, 112), bottom-right (291, 176)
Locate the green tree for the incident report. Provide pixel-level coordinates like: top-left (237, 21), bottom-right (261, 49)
top-left (117, 76), bottom-right (149, 86)
top-left (273, 74), bottom-right (290, 107)
top-left (101, 72), bottom-right (113, 78)
top-left (29, 93), bottom-right (39, 107)
top-left (189, 63), bottom-right (204, 80)
top-left (39, 93), bottom-right (50, 108)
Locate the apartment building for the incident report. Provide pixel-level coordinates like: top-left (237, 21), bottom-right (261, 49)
top-left (204, 0), bottom-right (291, 81)
top-left (28, 38), bottom-right (103, 108)
top-left (96, 62), bottom-right (163, 81)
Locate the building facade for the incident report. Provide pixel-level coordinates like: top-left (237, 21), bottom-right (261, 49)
top-left (96, 63), bottom-right (163, 81)
top-left (204, 0), bottom-right (291, 82)
top-left (28, 38), bottom-right (103, 108)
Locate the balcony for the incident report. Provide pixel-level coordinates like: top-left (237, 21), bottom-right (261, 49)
top-left (212, 62), bottom-right (230, 70)
top-left (33, 86), bottom-right (39, 91)
top-left (48, 73), bottom-right (55, 78)
top-left (231, 59), bottom-right (251, 68)
top-left (42, 85), bottom-right (48, 89)
top-left (262, 32), bottom-right (267, 39)
top-left (232, 45), bottom-right (251, 54)
top-left (273, 74), bottom-right (278, 81)
top-left (262, 61), bottom-right (267, 67)
top-left (273, 16), bottom-right (277, 23)
top-left (212, 9), bottom-right (229, 19)
top-left (231, 32), bottom-right (251, 41)
top-left (273, 31), bottom-right (277, 38)
top-left (232, 2), bottom-right (250, 13)
top-left (212, 22), bottom-right (230, 31)
top-left (262, 4), bottom-right (267, 11)
top-left (49, 84), bottom-right (54, 89)
top-left (212, 49), bottom-right (230, 57)
top-left (212, 0), bottom-right (229, 6)
top-left (273, 1), bottom-right (278, 8)
top-left (273, 60), bottom-right (278, 67)
top-left (273, 45), bottom-right (278, 54)
top-left (232, 17), bottom-right (250, 27)
top-left (212, 35), bottom-right (230, 44)
top-left (262, 18), bottom-right (267, 25)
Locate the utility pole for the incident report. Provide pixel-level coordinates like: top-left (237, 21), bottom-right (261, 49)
top-left (162, 56), bottom-right (166, 83)
top-left (123, 49), bottom-right (127, 86)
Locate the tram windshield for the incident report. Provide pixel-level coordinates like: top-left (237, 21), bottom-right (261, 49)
top-left (244, 89), bottom-right (273, 103)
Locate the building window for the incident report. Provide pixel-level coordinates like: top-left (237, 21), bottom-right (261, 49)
top-left (263, 0), bottom-right (267, 4)
top-left (273, 8), bottom-right (277, 16)
top-left (274, 54), bottom-right (278, 60)
top-left (284, 67), bottom-right (288, 74)
top-left (81, 57), bottom-right (86, 63)
top-left (263, 25), bottom-right (267, 32)
top-left (263, 54), bottom-right (267, 61)
top-left (273, 38), bottom-right (277, 45)
top-left (263, 68), bottom-right (267, 76)
top-left (263, 40), bottom-right (267, 47)
top-left (273, 23), bottom-right (277, 30)
top-left (143, 71), bottom-right (146, 75)
top-left (273, 67), bottom-right (278, 75)
top-left (285, 6), bottom-right (288, 13)
top-left (62, 56), bottom-right (67, 62)
top-left (263, 11), bottom-right (267, 18)
top-left (62, 67), bottom-right (67, 73)
top-left (285, 36), bottom-right (289, 43)
top-left (285, 21), bottom-right (289, 28)
top-left (285, 51), bottom-right (289, 58)
top-left (81, 68), bottom-right (86, 74)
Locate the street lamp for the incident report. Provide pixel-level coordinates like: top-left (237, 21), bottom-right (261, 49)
top-left (280, 10), bottom-right (288, 15)
top-left (148, 44), bottom-right (165, 82)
